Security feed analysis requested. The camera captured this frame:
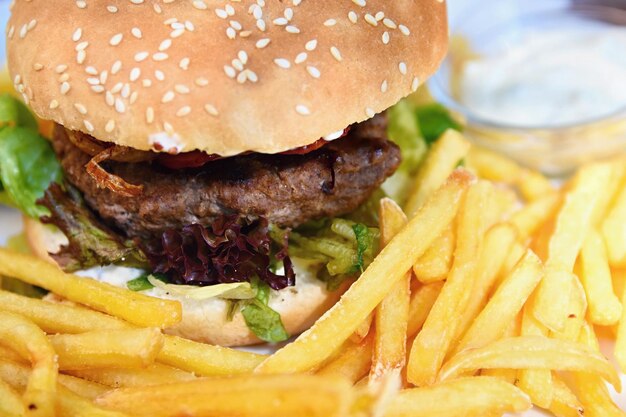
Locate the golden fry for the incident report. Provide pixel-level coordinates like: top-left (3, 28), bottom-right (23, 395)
top-left (351, 313), bottom-right (373, 343)
top-left (385, 377), bottom-right (531, 417)
top-left (67, 364), bottom-right (195, 388)
top-left (0, 249), bottom-right (182, 328)
top-left (579, 230), bottom-right (622, 325)
top-left (438, 336), bottom-right (620, 390)
top-left (96, 375), bottom-right (354, 417)
top-left (603, 180), bottom-right (626, 267)
top-left (465, 146), bottom-right (522, 184)
top-left (533, 163), bottom-right (613, 331)
top-left (404, 130), bottom-right (471, 216)
top-left (0, 311), bottom-right (57, 417)
top-left (256, 171), bottom-right (470, 374)
top-left (550, 376), bottom-right (584, 417)
top-left (407, 282), bottom-right (443, 338)
top-left (0, 378), bottom-right (25, 417)
top-left (408, 181), bottom-right (489, 386)
top-left (371, 198), bottom-right (410, 384)
top-left (518, 169), bottom-right (555, 202)
top-left (455, 250), bottom-right (543, 354)
top-left (413, 226), bottom-right (455, 283)
top-left (317, 334), bottom-right (373, 384)
top-left (50, 328), bottom-right (164, 370)
top-left (510, 193), bottom-right (561, 241)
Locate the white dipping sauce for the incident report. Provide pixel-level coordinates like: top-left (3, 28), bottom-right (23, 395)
top-left (460, 29), bottom-right (626, 127)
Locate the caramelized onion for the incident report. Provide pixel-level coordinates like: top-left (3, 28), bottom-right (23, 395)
top-left (85, 147), bottom-right (144, 197)
top-left (68, 130), bottom-right (154, 163)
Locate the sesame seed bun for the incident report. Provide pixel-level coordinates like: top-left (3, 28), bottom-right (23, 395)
top-left (7, 1), bottom-right (447, 156)
top-left (23, 217), bottom-right (347, 346)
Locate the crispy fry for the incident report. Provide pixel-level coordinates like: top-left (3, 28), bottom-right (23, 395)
top-left (408, 181), bottom-right (489, 386)
top-left (256, 171), bottom-right (471, 374)
top-left (96, 375), bottom-right (354, 417)
top-left (438, 336), bottom-right (620, 390)
top-left (465, 146), bottom-right (522, 184)
top-left (616, 271), bottom-right (626, 373)
top-left (67, 364), bottom-right (195, 388)
top-left (385, 377), bottom-right (531, 417)
top-left (404, 130), bottom-right (471, 216)
top-left (412, 225), bottom-right (455, 283)
top-left (0, 249), bottom-right (182, 328)
top-left (510, 193), bottom-right (561, 241)
top-left (407, 282), bottom-right (444, 338)
top-left (602, 178), bottom-right (626, 267)
top-left (518, 169), bottom-right (555, 202)
top-left (0, 378), bottom-right (25, 417)
top-left (550, 273), bottom-right (587, 342)
top-left (0, 289), bottom-right (128, 333)
top-left (454, 250), bottom-right (543, 354)
top-left (453, 223), bottom-right (519, 343)
top-left (517, 307), bottom-right (554, 409)
top-left (533, 163), bottom-right (613, 331)
top-left (351, 313), bottom-right (373, 343)
top-left (570, 323), bottom-right (625, 417)
top-left (371, 198), bottom-right (410, 384)
top-left (317, 333), bottom-right (373, 384)
top-left (550, 376), bottom-right (585, 417)
top-left (0, 311), bottom-right (57, 417)
top-left (579, 230), bottom-right (622, 325)
top-left (50, 328), bottom-right (164, 370)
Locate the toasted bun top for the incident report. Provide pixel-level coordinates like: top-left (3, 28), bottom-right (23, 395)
top-left (7, 0), bottom-right (447, 156)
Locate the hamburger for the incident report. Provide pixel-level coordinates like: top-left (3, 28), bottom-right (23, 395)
top-left (4, 1), bottom-right (448, 346)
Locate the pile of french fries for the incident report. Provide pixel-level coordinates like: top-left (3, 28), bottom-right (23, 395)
top-left (1, 128), bottom-right (626, 417)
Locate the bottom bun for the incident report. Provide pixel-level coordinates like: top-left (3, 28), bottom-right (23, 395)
top-left (24, 217), bottom-right (347, 347)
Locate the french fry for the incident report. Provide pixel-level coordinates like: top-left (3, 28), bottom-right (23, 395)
top-left (67, 364), bottom-right (195, 388)
top-left (0, 311), bottom-right (57, 417)
top-left (533, 163), bottom-right (613, 331)
top-left (453, 223), bottom-right (519, 342)
top-left (407, 282), bottom-right (444, 338)
top-left (570, 323), bottom-right (625, 417)
top-left (518, 169), bottom-right (555, 202)
top-left (0, 360), bottom-right (128, 417)
top-left (408, 182), bottom-right (490, 386)
top-left (454, 250), bottom-right (543, 354)
top-left (317, 333), bottom-right (373, 384)
top-left (370, 198), bottom-right (410, 384)
top-left (602, 180), bottom-right (626, 267)
top-left (412, 225), bottom-right (455, 283)
top-left (255, 171), bottom-right (471, 374)
top-left (550, 376), bottom-right (585, 417)
top-left (404, 130), bottom-right (471, 216)
top-left (438, 336), bottom-right (621, 391)
top-left (510, 193), bottom-right (561, 241)
top-left (517, 307), bottom-right (554, 409)
top-left (96, 375), bottom-right (354, 417)
top-left (351, 313), bottom-right (373, 343)
top-left (0, 359), bottom-right (108, 400)
top-left (0, 290), bottom-right (266, 376)
top-left (385, 377), bottom-right (531, 417)
top-left (0, 249), bottom-right (182, 328)
top-left (616, 271), bottom-right (626, 373)
top-left (0, 378), bottom-right (25, 417)
top-left (0, 289), bottom-right (128, 333)
top-left (579, 230), bottom-right (622, 325)
top-left (158, 335), bottom-right (266, 376)
top-left (550, 273), bottom-right (587, 343)
top-left (465, 146), bottom-right (522, 184)
top-left (49, 328), bottom-right (164, 370)
top-left (591, 160), bottom-right (625, 226)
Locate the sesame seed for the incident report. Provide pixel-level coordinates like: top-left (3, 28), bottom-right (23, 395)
top-left (307, 66), bottom-right (321, 79)
top-left (176, 106), bottom-right (191, 117)
top-left (375, 11), bottom-right (385, 21)
top-left (225, 4), bottom-right (235, 15)
top-left (179, 58), bottom-right (190, 70)
top-left (236, 72), bottom-right (246, 84)
top-left (59, 73), bottom-right (70, 83)
top-left (226, 27), bottom-right (237, 39)
top-left (60, 82), bottom-right (71, 95)
top-left (195, 77), bottom-right (209, 87)
top-left (153, 52), bottom-right (169, 61)
top-left (111, 60), bottom-right (122, 74)
top-left (296, 105), bottom-right (311, 115)
top-left (204, 104), bottom-right (219, 116)
top-left (256, 19), bottom-right (266, 32)
top-left (146, 107), bottom-right (155, 123)
top-left (100, 71), bottom-right (108, 84)
top-left (55, 64), bottom-right (68, 74)
top-left (383, 18), bottom-right (397, 29)
top-left (286, 25), bottom-right (300, 34)
top-left (91, 85), bottom-right (105, 93)
top-left (142, 79), bottom-right (152, 88)
top-left (382, 32), bottom-right (390, 44)
top-left (224, 65), bottom-right (236, 78)
top-left (295, 52), bottom-right (307, 64)
top-left (115, 98), bottom-right (126, 113)
top-left (274, 58), bottom-right (291, 69)
top-left (412, 76), bottom-right (420, 92)
top-left (175, 84), bottom-right (190, 94)
top-left (245, 70), bottom-right (258, 83)
top-left (305, 40), bottom-right (318, 51)
top-left (238, 50), bottom-right (248, 64)
top-left (324, 19), bottom-right (337, 27)
top-left (284, 8), bottom-right (294, 20)
top-left (230, 20), bottom-right (242, 31)
top-left (111, 83), bottom-right (123, 94)
top-left (185, 21), bottom-right (195, 31)
top-left (74, 103), bottom-right (87, 114)
top-left (134, 52), bottom-right (149, 62)
top-left (130, 68), bottom-right (141, 82)
top-left (76, 50), bottom-right (86, 64)
top-left (109, 33), bottom-right (123, 46)
top-left (381, 79), bottom-right (388, 93)
top-left (159, 39), bottom-right (172, 51)
top-left (33, 63), bottom-right (44, 71)
top-left (399, 61), bottom-right (407, 75)
top-left (330, 46), bottom-right (342, 61)
top-left (105, 119), bottom-right (115, 133)
top-left (105, 91), bottom-right (115, 106)
top-left (131, 27), bottom-right (142, 39)
top-left (72, 28), bottom-right (82, 42)
top-left (162, 91), bottom-right (175, 103)
top-left (364, 14), bottom-right (378, 26)
top-left (85, 66), bottom-right (98, 75)
top-left (273, 17), bottom-right (288, 26)
top-left (155, 70), bottom-right (165, 81)
top-left (76, 41), bottom-right (89, 51)
top-left (399, 25), bottom-right (411, 36)
top-left (215, 8), bottom-right (228, 19)
top-left (76, 1), bottom-right (87, 9)
top-left (256, 38), bottom-right (270, 49)
top-left (84, 120), bottom-right (94, 132)
top-left (366, 107), bottom-right (376, 118)
top-left (348, 11), bottom-right (358, 24)
top-left (352, 0), bottom-right (366, 7)
top-left (193, 0), bottom-right (208, 10)
top-left (49, 100), bottom-right (59, 109)
top-left (107, 5), bottom-right (118, 13)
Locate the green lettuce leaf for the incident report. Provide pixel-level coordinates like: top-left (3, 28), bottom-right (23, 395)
top-left (242, 279), bottom-right (289, 343)
top-left (415, 103), bottom-right (463, 145)
top-left (0, 94), bottom-right (62, 217)
top-left (37, 182), bottom-right (148, 272)
top-left (387, 100), bottom-right (429, 175)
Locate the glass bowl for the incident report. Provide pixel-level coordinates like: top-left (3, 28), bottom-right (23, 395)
top-left (429, 0), bottom-right (626, 176)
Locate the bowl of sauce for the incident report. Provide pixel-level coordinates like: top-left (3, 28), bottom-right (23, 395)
top-left (430, 0), bottom-right (626, 175)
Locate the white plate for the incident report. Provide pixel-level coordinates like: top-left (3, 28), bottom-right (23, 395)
top-left (0, 1), bottom-right (623, 414)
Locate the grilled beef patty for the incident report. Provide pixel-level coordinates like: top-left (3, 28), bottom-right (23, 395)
top-left (52, 114), bottom-right (400, 240)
